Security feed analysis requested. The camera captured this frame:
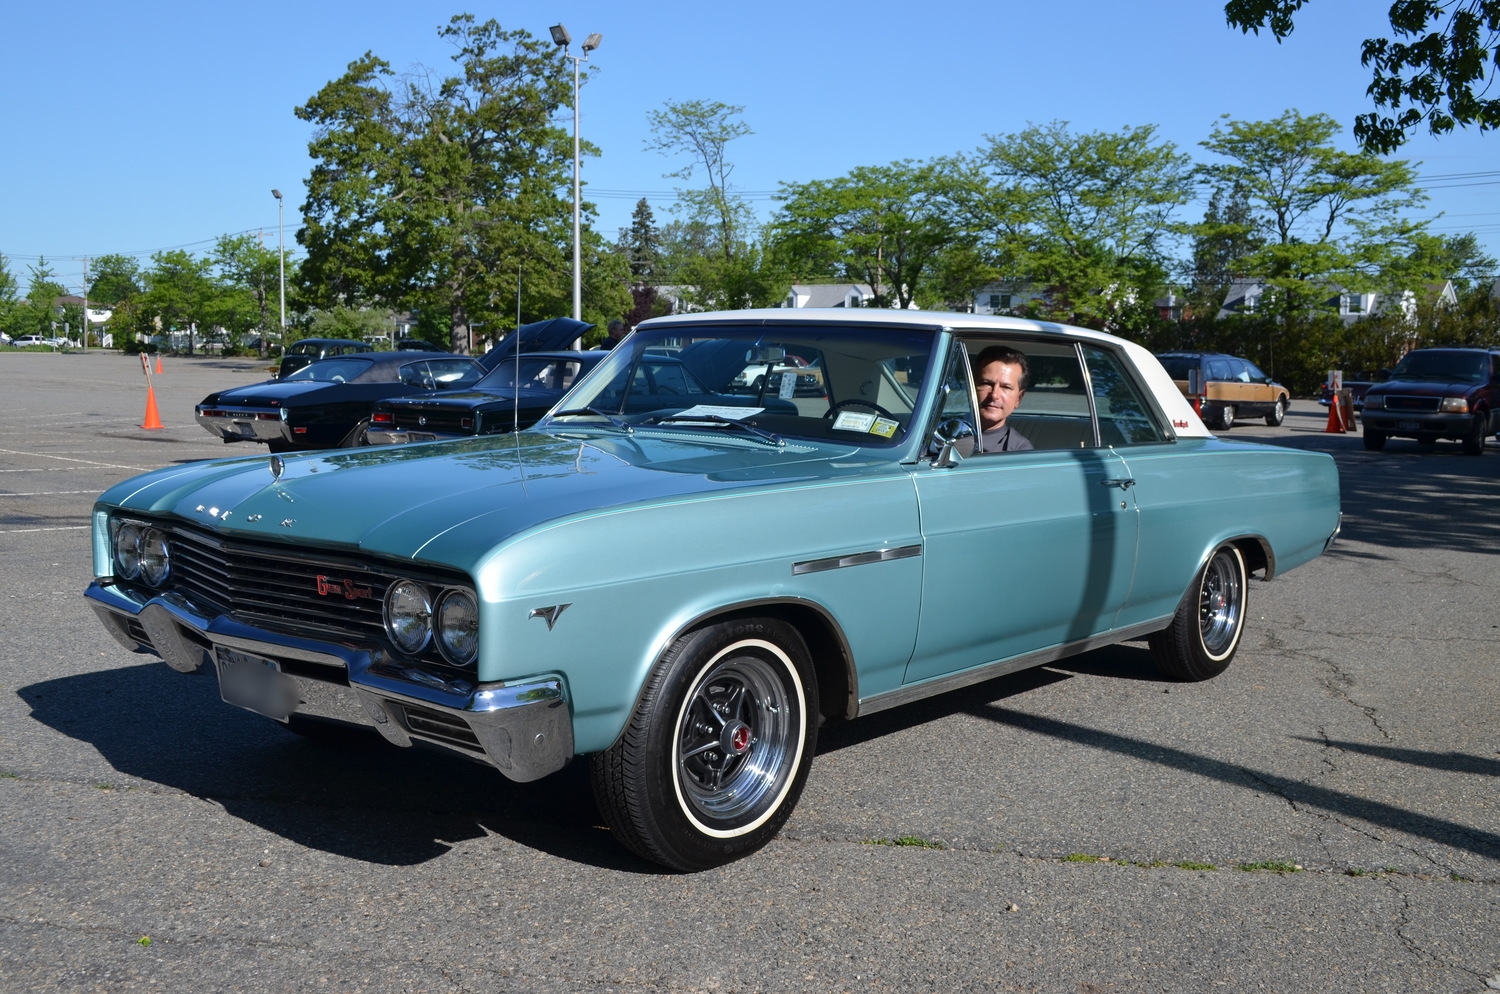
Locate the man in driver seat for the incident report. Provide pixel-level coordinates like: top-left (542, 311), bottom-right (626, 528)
top-left (973, 345), bottom-right (1033, 453)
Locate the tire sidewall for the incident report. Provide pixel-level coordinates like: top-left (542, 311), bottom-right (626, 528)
top-left (639, 617), bottom-right (817, 867)
top-left (1194, 545), bottom-right (1247, 666)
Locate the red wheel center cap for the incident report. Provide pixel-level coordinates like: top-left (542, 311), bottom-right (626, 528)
top-left (723, 721), bottom-right (752, 755)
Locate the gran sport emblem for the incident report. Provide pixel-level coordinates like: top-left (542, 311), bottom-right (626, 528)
top-left (316, 575), bottom-right (375, 600)
top-left (418, 416), bottom-right (428, 426)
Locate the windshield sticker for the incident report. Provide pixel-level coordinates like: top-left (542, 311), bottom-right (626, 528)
top-left (832, 411), bottom-right (877, 433)
top-left (673, 404), bottom-right (766, 421)
top-left (778, 374), bottom-right (798, 400)
top-left (870, 417), bottom-right (899, 438)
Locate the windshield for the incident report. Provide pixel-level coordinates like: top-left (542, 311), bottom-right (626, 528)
top-left (1391, 350), bottom-right (1487, 382)
top-left (546, 322), bottom-right (940, 446)
top-left (479, 356), bottom-right (589, 391)
top-left (284, 358), bottom-right (374, 383)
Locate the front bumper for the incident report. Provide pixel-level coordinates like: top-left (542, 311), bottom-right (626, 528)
top-left (1360, 409), bottom-right (1469, 438)
top-left (195, 406), bottom-right (293, 445)
top-left (85, 580), bottom-right (572, 782)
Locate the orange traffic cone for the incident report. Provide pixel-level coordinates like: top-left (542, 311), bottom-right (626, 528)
top-left (141, 384), bottom-right (164, 430)
top-left (155, 355), bottom-right (164, 374)
top-left (1323, 398), bottom-right (1346, 433)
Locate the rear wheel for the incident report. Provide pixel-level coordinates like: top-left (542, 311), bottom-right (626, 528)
top-left (1149, 545), bottom-right (1247, 682)
top-left (1462, 412), bottom-right (1487, 456)
top-left (339, 419), bottom-right (372, 447)
top-left (1264, 397), bottom-right (1286, 427)
top-left (590, 617), bottom-right (818, 871)
top-left (1362, 428), bottom-right (1387, 451)
top-left (1214, 404), bottom-right (1236, 430)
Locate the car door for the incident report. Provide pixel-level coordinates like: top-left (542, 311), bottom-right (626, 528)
top-left (906, 337), bottom-right (1141, 685)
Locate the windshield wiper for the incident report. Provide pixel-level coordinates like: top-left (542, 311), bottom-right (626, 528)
top-left (550, 406), bottom-right (633, 431)
top-left (643, 413), bottom-right (784, 447)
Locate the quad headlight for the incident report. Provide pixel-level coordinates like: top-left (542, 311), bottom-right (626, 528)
top-left (435, 588), bottom-right (479, 666)
top-left (111, 519), bottom-right (170, 587)
top-left (383, 579), bottom-right (479, 666)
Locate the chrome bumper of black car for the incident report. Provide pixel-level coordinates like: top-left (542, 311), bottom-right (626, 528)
top-left (363, 427), bottom-right (463, 445)
top-left (195, 407), bottom-right (293, 444)
top-left (85, 580), bottom-right (573, 782)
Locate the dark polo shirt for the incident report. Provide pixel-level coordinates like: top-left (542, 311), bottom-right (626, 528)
top-left (979, 422), bottom-right (1033, 453)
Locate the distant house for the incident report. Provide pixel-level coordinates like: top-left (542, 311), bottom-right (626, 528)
top-left (777, 283), bottom-right (922, 309)
top-left (1218, 278), bottom-right (1457, 324)
top-left (970, 281), bottom-right (1049, 315)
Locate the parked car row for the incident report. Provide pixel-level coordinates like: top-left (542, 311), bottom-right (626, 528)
top-left (91, 308), bottom-right (1342, 870)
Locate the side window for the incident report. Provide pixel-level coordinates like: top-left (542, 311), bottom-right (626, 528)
top-left (398, 361), bottom-right (435, 389)
top-left (938, 345), bottom-right (976, 420)
top-left (1082, 347), bottom-right (1170, 446)
top-left (1206, 358), bottom-right (1231, 381)
top-left (961, 338), bottom-right (1093, 450)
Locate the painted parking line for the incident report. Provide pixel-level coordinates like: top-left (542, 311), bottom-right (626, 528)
top-left (0, 491), bottom-right (101, 497)
top-left (0, 525), bottom-right (91, 534)
top-left (0, 447), bottom-right (161, 473)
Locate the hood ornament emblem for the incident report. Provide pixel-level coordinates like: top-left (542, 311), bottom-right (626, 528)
top-left (270, 454), bottom-right (285, 482)
top-left (528, 604), bottom-right (571, 631)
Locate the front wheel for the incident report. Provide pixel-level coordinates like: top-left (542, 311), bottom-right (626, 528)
top-left (1148, 544), bottom-right (1248, 681)
top-left (590, 617), bottom-right (818, 871)
top-left (1461, 412), bottom-right (1487, 456)
top-left (1264, 398), bottom-right (1286, 427)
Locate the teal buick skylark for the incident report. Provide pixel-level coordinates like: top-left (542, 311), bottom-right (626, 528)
top-left (85, 310), bottom-right (1341, 870)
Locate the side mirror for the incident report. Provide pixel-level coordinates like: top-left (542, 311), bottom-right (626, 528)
top-left (928, 417), bottom-right (976, 468)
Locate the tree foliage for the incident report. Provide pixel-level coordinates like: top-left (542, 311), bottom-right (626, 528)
top-left (772, 160), bottom-right (976, 309)
top-left (645, 100), bottom-right (754, 261)
top-left (296, 15), bottom-right (601, 351)
top-left (972, 122), bottom-right (1194, 327)
top-left (1225, 0), bottom-right (1500, 152)
top-left (87, 254), bottom-right (142, 305)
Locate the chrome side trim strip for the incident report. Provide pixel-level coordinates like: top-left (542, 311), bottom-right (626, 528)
top-left (792, 543), bottom-right (922, 576)
top-left (856, 618), bottom-right (1169, 717)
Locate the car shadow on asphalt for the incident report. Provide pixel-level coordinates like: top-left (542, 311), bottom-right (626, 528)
top-left (17, 660), bottom-right (645, 873)
top-left (1250, 428), bottom-right (1500, 557)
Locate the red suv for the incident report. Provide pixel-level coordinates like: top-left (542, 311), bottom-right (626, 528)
top-left (1361, 348), bottom-right (1500, 455)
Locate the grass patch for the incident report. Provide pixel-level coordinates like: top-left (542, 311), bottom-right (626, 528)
top-left (1174, 861), bottom-right (1217, 871)
top-left (136, 936), bottom-right (152, 947)
top-left (865, 836), bottom-right (945, 850)
top-left (1063, 853), bottom-right (1103, 863)
top-left (1237, 860), bottom-right (1302, 873)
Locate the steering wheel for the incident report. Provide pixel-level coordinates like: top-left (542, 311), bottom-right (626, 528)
top-left (824, 398), bottom-right (895, 420)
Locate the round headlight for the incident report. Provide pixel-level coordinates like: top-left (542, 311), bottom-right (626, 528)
top-left (114, 521), bottom-right (144, 580)
top-left (435, 588), bottom-right (479, 666)
top-left (140, 528), bottom-right (171, 586)
top-left (384, 580), bottom-right (432, 655)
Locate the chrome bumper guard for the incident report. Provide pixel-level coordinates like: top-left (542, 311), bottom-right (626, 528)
top-left (85, 580), bottom-right (572, 783)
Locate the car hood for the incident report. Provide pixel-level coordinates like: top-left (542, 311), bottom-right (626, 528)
top-left (200, 379), bottom-right (328, 406)
top-left (100, 430), bottom-right (889, 572)
top-left (1366, 379), bottom-right (1475, 396)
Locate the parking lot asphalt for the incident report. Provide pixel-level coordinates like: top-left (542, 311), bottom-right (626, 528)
top-left (1, 351), bottom-right (1497, 993)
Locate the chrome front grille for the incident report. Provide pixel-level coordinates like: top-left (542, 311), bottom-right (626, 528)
top-left (144, 524), bottom-right (467, 667)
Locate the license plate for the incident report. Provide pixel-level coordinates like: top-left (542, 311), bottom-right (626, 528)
top-left (408, 432), bottom-right (436, 442)
top-left (215, 647), bottom-right (296, 721)
top-left (1398, 420), bottom-right (1421, 432)
top-left (230, 421), bottom-right (256, 437)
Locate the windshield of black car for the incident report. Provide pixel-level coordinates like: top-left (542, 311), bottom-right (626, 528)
top-left (284, 358), bottom-right (376, 382)
top-left (545, 323), bottom-right (938, 446)
top-left (1390, 351), bottom-right (1486, 382)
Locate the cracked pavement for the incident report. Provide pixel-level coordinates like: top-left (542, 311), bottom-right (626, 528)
top-left (1, 356), bottom-right (1497, 992)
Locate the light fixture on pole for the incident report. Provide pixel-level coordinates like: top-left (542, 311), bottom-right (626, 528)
top-left (550, 24), bottom-right (601, 322)
top-left (271, 189), bottom-right (286, 352)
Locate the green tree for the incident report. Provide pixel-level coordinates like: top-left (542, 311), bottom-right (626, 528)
top-left (645, 99), bottom-right (754, 261)
top-left (87, 254), bottom-right (142, 305)
top-left (619, 197), bottom-right (662, 280)
top-left (296, 16), bottom-right (585, 353)
top-left (1188, 180), bottom-right (1264, 315)
top-left (974, 122), bottom-right (1194, 328)
top-left (16, 260), bottom-right (68, 340)
top-left (140, 250), bottom-right (216, 353)
top-left (0, 254), bottom-right (20, 338)
top-left (1199, 110), bottom-right (1427, 317)
top-left (213, 234), bottom-right (283, 354)
top-left (1225, 0), bottom-right (1500, 153)
top-left (772, 159), bottom-right (974, 309)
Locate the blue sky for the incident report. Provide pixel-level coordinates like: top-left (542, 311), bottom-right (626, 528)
top-left (3, 0), bottom-right (1496, 297)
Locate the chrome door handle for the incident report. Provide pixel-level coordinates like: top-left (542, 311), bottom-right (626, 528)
top-left (1100, 478), bottom-right (1136, 490)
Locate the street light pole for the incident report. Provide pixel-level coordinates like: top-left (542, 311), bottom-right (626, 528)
top-left (271, 189), bottom-right (286, 355)
top-left (550, 25), bottom-right (601, 322)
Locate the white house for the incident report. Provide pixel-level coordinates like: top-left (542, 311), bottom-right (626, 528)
top-left (1218, 277), bottom-right (1457, 324)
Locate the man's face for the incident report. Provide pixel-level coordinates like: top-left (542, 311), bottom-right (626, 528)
top-left (975, 360), bottom-right (1025, 432)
